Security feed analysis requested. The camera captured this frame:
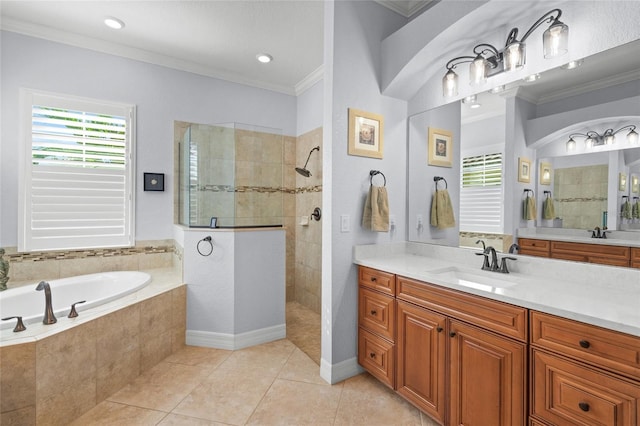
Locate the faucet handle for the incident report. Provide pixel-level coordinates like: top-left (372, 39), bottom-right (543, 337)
top-left (2, 316), bottom-right (26, 332)
top-left (500, 256), bottom-right (517, 274)
top-left (475, 252), bottom-right (491, 270)
top-left (68, 300), bottom-right (86, 318)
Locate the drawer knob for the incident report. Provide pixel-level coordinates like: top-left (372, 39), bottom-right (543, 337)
top-left (449, 331), bottom-right (456, 338)
top-left (436, 326), bottom-right (443, 333)
top-left (369, 352), bottom-right (376, 359)
top-left (579, 340), bottom-right (591, 349)
top-left (370, 277), bottom-right (377, 282)
top-left (370, 310), bottom-right (377, 316)
top-left (578, 402), bottom-right (590, 412)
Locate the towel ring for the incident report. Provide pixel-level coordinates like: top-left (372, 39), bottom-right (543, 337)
top-left (434, 176), bottom-right (447, 190)
top-left (197, 236), bottom-right (214, 256)
top-left (544, 190), bottom-right (552, 198)
top-left (369, 170), bottom-right (386, 186)
top-left (524, 189), bottom-right (534, 197)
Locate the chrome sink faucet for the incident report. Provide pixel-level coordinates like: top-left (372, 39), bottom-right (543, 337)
top-left (36, 281), bottom-right (57, 324)
top-left (476, 246), bottom-right (517, 273)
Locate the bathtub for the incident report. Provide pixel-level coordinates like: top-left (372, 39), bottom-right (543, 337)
top-left (0, 271), bottom-right (151, 331)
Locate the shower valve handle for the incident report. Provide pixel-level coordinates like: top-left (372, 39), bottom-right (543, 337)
top-left (2, 316), bottom-right (27, 332)
top-left (68, 300), bottom-right (87, 318)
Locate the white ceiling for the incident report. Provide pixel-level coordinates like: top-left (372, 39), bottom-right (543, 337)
top-left (0, 0), bottom-right (432, 96)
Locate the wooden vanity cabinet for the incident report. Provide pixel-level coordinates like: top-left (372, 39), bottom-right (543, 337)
top-left (396, 275), bottom-right (528, 426)
top-left (550, 241), bottom-right (630, 267)
top-left (357, 267), bottom-right (396, 389)
top-left (631, 248), bottom-right (640, 268)
top-left (519, 238), bottom-right (551, 258)
top-left (530, 311), bottom-right (640, 426)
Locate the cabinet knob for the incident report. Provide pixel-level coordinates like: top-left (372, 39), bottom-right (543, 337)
top-left (579, 340), bottom-right (590, 349)
top-left (370, 277), bottom-right (377, 282)
top-left (369, 352), bottom-right (376, 359)
top-left (436, 326), bottom-right (443, 333)
top-left (370, 310), bottom-right (377, 316)
top-left (449, 331), bottom-right (456, 338)
top-left (578, 402), bottom-right (590, 412)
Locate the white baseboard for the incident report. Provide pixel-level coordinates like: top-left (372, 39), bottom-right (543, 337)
top-left (186, 323), bottom-right (286, 350)
top-left (320, 356), bottom-right (363, 384)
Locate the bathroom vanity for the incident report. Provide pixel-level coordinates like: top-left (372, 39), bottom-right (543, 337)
top-left (354, 243), bottom-right (640, 426)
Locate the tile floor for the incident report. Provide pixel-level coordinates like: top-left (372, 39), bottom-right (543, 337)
top-left (69, 303), bottom-right (440, 425)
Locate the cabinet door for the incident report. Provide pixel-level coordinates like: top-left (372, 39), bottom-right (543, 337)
top-left (449, 320), bottom-right (526, 426)
top-left (396, 301), bottom-right (447, 424)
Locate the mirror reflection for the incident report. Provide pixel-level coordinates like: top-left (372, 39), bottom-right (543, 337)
top-left (408, 39), bottom-right (640, 259)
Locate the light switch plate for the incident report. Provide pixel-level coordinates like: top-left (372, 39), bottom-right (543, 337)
top-left (341, 214), bottom-right (350, 232)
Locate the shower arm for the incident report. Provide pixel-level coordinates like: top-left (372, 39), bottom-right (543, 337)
top-left (301, 146), bottom-right (320, 169)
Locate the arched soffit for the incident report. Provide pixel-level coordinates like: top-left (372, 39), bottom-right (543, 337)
top-left (381, 0), bottom-right (570, 100)
top-left (534, 115), bottom-right (640, 159)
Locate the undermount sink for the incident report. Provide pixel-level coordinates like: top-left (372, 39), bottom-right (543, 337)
top-left (426, 266), bottom-right (518, 293)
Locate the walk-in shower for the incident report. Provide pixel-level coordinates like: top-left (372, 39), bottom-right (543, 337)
top-left (295, 146), bottom-right (320, 177)
top-left (177, 121), bottom-right (284, 228)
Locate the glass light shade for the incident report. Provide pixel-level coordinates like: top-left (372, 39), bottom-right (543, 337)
top-left (543, 21), bottom-right (569, 58)
top-left (627, 129), bottom-right (639, 144)
top-left (566, 137), bottom-right (576, 151)
top-left (504, 42), bottom-right (525, 72)
top-left (469, 56), bottom-right (488, 86)
top-left (604, 134), bottom-right (615, 145)
top-left (585, 137), bottom-right (595, 149)
top-left (443, 69), bottom-right (458, 98)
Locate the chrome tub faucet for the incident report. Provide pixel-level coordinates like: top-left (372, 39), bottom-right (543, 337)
top-left (36, 281), bottom-right (57, 324)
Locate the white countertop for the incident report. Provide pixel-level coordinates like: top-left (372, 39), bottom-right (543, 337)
top-left (517, 227), bottom-right (640, 248)
top-left (354, 243), bottom-right (640, 338)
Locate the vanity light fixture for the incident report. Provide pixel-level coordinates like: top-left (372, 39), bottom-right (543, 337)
top-left (442, 9), bottom-right (568, 97)
top-left (104, 17), bottom-right (125, 30)
top-left (256, 53), bottom-right (273, 64)
top-left (566, 125), bottom-right (638, 152)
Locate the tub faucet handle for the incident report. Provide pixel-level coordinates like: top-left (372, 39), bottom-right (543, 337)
top-left (68, 300), bottom-right (87, 318)
top-left (2, 316), bottom-right (26, 332)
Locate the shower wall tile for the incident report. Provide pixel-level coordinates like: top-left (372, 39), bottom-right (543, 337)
top-left (284, 136), bottom-right (296, 166)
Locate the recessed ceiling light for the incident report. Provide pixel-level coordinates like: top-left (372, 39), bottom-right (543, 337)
top-left (489, 85), bottom-right (505, 94)
top-left (523, 73), bottom-right (540, 82)
top-left (470, 103), bottom-right (482, 109)
top-left (104, 17), bottom-right (125, 30)
top-left (462, 95), bottom-right (477, 104)
top-left (256, 53), bottom-right (273, 64)
top-left (562, 59), bottom-right (584, 70)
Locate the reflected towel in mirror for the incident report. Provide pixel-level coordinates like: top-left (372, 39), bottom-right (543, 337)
top-left (362, 185), bottom-right (389, 232)
top-left (633, 200), bottom-right (639, 219)
top-left (430, 189), bottom-right (455, 229)
top-left (622, 199), bottom-right (633, 219)
top-left (542, 194), bottom-right (555, 220)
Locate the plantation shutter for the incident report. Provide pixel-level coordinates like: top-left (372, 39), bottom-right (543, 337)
top-left (459, 152), bottom-right (503, 233)
top-left (19, 90), bottom-right (135, 251)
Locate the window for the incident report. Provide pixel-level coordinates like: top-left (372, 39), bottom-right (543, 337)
top-left (19, 90), bottom-right (135, 252)
top-left (459, 152), bottom-right (503, 233)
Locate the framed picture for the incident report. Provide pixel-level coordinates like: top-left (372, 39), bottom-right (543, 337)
top-left (143, 173), bottom-right (164, 191)
top-left (427, 127), bottom-right (453, 167)
top-left (348, 108), bottom-right (384, 159)
top-left (518, 157), bottom-right (531, 183)
top-left (619, 173), bottom-right (627, 191)
top-left (539, 162), bottom-right (552, 185)
top-left (632, 176), bottom-right (639, 194)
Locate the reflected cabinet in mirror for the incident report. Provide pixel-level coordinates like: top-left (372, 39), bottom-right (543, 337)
top-left (408, 39), bottom-right (640, 267)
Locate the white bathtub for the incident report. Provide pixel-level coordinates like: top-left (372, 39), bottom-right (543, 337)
top-left (0, 271), bottom-right (151, 331)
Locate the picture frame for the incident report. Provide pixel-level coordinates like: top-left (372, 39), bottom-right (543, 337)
top-left (143, 172), bottom-right (164, 191)
top-left (347, 108), bottom-right (384, 159)
top-left (427, 127), bottom-right (453, 168)
top-left (619, 173), bottom-right (627, 192)
top-left (632, 176), bottom-right (639, 194)
top-left (539, 162), bottom-right (552, 185)
top-left (518, 157), bottom-right (531, 183)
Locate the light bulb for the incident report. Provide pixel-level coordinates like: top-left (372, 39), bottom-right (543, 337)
top-left (442, 69), bottom-right (458, 98)
top-left (504, 42), bottom-right (525, 72)
top-left (604, 134), bottom-right (615, 145)
top-left (469, 56), bottom-right (488, 86)
top-left (627, 128), bottom-right (639, 144)
top-left (585, 137), bottom-right (594, 149)
top-left (566, 137), bottom-right (576, 151)
top-left (543, 20), bottom-right (569, 58)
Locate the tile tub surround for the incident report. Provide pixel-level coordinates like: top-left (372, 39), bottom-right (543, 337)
top-left (354, 242), bottom-right (640, 337)
top-left (0, 269), bottom-right (185, 426)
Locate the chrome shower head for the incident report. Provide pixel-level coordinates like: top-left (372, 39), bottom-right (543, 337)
top-left (294, 146), bottom-right (320, 178)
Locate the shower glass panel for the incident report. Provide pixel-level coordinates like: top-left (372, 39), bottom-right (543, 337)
top-left (178, 121), bottom-right (283, 228)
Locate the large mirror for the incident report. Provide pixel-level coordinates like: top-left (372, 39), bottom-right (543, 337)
top-left (408, 39), bottom-right (640, 255)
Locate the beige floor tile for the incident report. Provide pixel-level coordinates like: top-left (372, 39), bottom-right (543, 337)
top-left (420, 411), bottom-right (444, 426)
top-left (163, 345), bottom-right (232, 371)
top-left (157, 413), bottom-right (227, 425)
top-left (247, 378), bottom-right (343, 425)
top-left (333, 373), bottom-right (423, 425)
top-left (278, 347), bottom-right (327, 385)
top-left (68, 400), bottom-right (166, 425)
top-left (217, 338), bottom-right (296, 377)
top-left (107, 361), bottom-right (211, 412)
top-left (286, 301), bottom-right (321, 365)
top-left (171, 365), bottom-right (276, 424)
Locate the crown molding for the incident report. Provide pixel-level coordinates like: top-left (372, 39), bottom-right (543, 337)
top-left (374, 0), bottom-right (434, 18)
top-left (294, 65), bottom-right (324, 96)
top-left (537, 69), bottom-right (640, 105)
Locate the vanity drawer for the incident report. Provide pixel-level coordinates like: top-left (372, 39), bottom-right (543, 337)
top-left (631, 248), bottom-right (640, 269)
top-left (531, 311), bottom-right (640, 380)
top-left (397, 276), bottom-right (527, 342)
top-left (550, 241), bottom-right (630, 266)
top-left (358, 327), bottom-right (395, 389)
top-left (518, 238), bottom-right (550, 257)
top-left (532, 349), bottom-right (640, 426)
top-left (358, 287), bottom-right (395, 341)
top-left (359, 266), bottom-right (396, 296)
